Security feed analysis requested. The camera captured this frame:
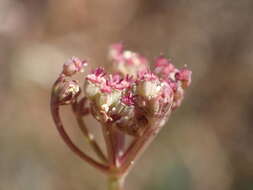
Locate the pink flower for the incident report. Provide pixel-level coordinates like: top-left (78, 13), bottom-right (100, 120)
top-left (121, 92), bottom-right (135, 106)
top-left (137, 71), bottom-right (158, 82)
top-left (56, 44), bottom-right (192, 134)
top-left (154, 56), bottom-right (175, 77)
top-left (107, 74), bottom-right (124, 89)
top-left (86, 67), bottom-right (106, 84)
top-left (106, 74), bottom-right (134, 90)
top-left (100, 83), bottom-right (113, 93)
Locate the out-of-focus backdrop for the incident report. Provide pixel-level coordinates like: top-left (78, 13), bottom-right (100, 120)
top-left (0, 0), bottom-right (253, 190)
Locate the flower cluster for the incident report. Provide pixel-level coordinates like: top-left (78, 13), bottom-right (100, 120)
top-left (56, 44), bottom-right (191, 137)
top-left (51, 44), bottom-right (192, 188)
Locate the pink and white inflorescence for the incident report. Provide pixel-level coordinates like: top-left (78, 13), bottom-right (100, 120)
top-left (60, 43), bottom-right (192, 136)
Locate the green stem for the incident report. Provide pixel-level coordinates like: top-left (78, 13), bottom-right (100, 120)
top-left (108, 176), bottom-right (125, 190)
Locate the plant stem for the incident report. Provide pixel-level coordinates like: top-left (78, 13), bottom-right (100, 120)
top-left (102, 123), bottom-right (116, 166)
top-left (108, 176), bottom-right (125, 190)
top-left (72, 102), bottom-right (108, 163)
top-left (50, 97), bottom-right (109, 173)
top-left (119, 119), bottom-right (165, 175)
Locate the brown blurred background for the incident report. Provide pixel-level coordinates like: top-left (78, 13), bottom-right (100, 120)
top-left (0, 0), bottom-right (253, 190)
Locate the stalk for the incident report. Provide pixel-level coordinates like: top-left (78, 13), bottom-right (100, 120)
top-left (50, 95), bottom-right (109, 173)
top-left (71, 102), bottom-right (108, 163)
top-left (119, 118), bottom-right (166, 175)
top-left (108, 176), bottom-right (125, 190)
top-left (102, 123), bottom-right (117, 166)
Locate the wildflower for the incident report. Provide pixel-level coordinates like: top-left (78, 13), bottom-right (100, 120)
top-left (51, 43), bottom-right (192, 190)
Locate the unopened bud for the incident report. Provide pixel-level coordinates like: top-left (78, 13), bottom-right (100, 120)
top-left (175, 68), bottom-right (192, 88)
top-left (55, 80), bottom-right (80, 105)
top-left (62, 56), bottom-right (87, 76)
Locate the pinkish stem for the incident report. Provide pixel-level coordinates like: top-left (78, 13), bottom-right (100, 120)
top-left (119, 120), bottom-right (164, 175)
top-left (102, 123), bottom-right (117, 167)
top-left (71, 102), bottom-right (108, 163)
top-left (50, 97), bottom-right (109, 174)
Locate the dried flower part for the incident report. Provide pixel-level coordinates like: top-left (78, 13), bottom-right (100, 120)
top-left (112, 102), bottom-right (148, 136)
top-left (63, 56), bottom-right (87, 76)
top-left (113, 104), bottom-right (135, 126)
top-left (54, 79), bottom-right (81, 105)
top-left (116, 117), bottom-right (148, 136)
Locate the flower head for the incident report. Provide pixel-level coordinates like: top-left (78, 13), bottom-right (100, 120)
top-left (51, 43), bottom-right (192, 187)
top-left (57, 44), bottom-right (191, 135)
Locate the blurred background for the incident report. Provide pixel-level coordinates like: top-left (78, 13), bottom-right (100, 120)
top-left (0, 0), bottom-right (253, 189)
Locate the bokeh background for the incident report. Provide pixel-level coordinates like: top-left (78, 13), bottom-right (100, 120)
top-left (1, 0), bottom-right (253, 190)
